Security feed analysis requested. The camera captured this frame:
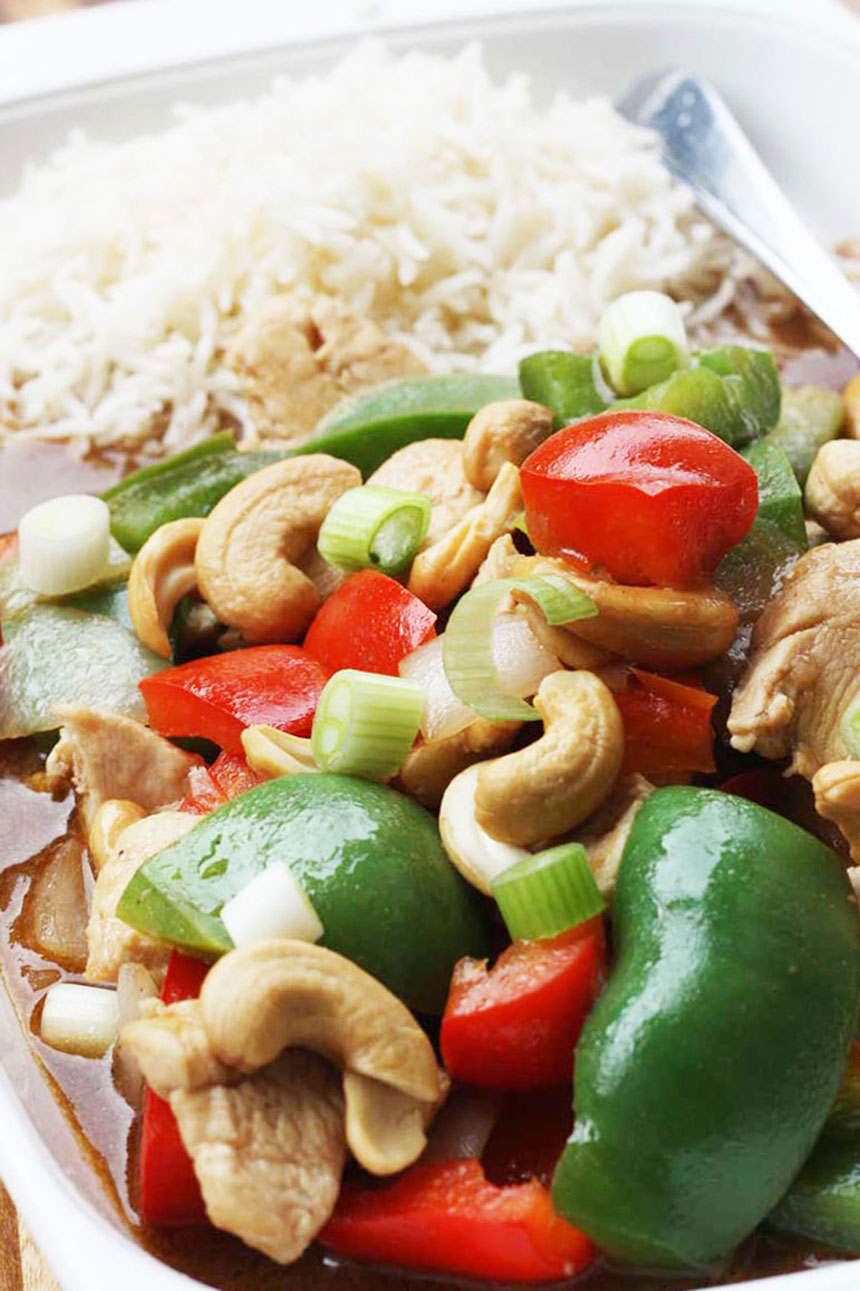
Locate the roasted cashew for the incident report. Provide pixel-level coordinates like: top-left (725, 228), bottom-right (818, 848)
top-left (462, 399), bottom-right (553, 491)
top-left (399, 717), bottom-right (520, 811)
top-left (510, 555), bottom-right (738, 670)
top-left (195, 455), bottom-right (361, 643)
top-left (845, 373), bottom-right (860, 440)
top-left (87, 799), bottom-right (145, 873)
top-left (240, 725), bottom-right (318, 779)
top-left (813, 761), bottom-right (860, 861)
top-left (806, 440), bottom-right (860, 540)
top-left (127, 518), bottom-right (203, 657)
top-left (475, 670), bottom-right (624, 847)
top-left (439, 762), bottom-right (532, 895)
top-left (200, 940), bottom-right (445, 1173)
top-left (408, 463), bottom-right (523, 611)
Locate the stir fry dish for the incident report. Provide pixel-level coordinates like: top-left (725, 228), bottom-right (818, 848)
top-left (3, 284), bottom-right (860, 1291)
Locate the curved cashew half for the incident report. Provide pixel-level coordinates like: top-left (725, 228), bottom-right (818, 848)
top-left (510, 555), bottom-right (738, 670)
top-left (805, 440), bottom-right (860, 540)
top-left (462, 399), bottom-right (553, 491)
top-left (475, 670), bottom-right (624, 847)
top-left (408, 463), bottom-right (523, 611)
top-left (195, 455), bottom-right (361, 643)
top-left (128, 518), bottom-right (203, 658)
top-left (399, 717), bottom-right (520, 811)
top-left (439, 762), bottom-right (532, 894)
top-left (241, 725), bottom-right (318, 779)
top-left (87, 799), bottom-right (145, 873)
top-left (201, 940), bottom-right (445, 1174)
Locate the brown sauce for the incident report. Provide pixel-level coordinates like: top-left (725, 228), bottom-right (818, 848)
top-left (0, 316), bottom-right (857, 1290)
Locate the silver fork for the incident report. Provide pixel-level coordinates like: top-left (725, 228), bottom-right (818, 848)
top-left (618, 69), bottom-right (860, 358)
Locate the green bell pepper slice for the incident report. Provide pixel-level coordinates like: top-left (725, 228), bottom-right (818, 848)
top-left (306, 373), bottom-right (520, 475)
top-left (518, 351), bottom-right (608, 426)
top-left (763, 384), bottom-right (845, 486)
top-left (741, 439), bottom-right (807, 549)
top-left (0, 604), bottom-right (164, 738)
top-left (104, 434), bottom-right (285, 553)
top-left (769, 1133), bottom-right (860, 1255)
top-left (117, 772), bottom-right (489, 1014)
top-left (552, 787), bottom-right (860, 1273)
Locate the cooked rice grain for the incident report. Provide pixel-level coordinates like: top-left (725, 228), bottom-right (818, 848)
top-left (0, 41), bottom-right (755, 455)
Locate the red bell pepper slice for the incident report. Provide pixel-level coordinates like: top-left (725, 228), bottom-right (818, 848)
top-left (139, 645), bottom-right (329, 756)
top-left (320, 1158), bottom-right (593, 1283)
top-left (180, 750), bottom-right (265, 815)
top-left (138, 952), bottom-right (209, 1228)
top-left (303, 570), bottom-right (436, 677)
top-left (615, 668), bottom-right (716, 777)
top-left (440, 919), bottom-right (606, 1092)
top-left (520, 410), bottom-right (758, 588)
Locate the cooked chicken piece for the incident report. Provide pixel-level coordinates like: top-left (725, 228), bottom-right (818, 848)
top-left (399, 718), bottom-right (520, 810)
top-left (812, 762), bottom-right (860, 862)
top-left (473, 534), bottom-right (518, 587)
top-left (126, 998), bottom-right (231, 1094)
top-left (45, 706), bottom-right (196, 832)
top-left (368, 439), bottom-right (484, 545)
top-left (728, 541), bottom-right (860, 777)
top-left (228, 294), bottom-right (425, 445)
top-left (86, 811), bottom-right (197, 984)
top-left (575, 773), bottom-right (655, 898)
top-left (174, 1053), bottom-right (345, 1265)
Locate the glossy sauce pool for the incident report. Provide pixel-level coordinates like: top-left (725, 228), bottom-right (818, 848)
top-left (0, 324), bottom-right (857, 1290)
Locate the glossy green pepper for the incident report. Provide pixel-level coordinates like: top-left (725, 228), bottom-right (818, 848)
top-left (117, 772), bottom-right (489, 1013)
top-left (763, 384), bottom-right (845, 486)
top-left (552, 787), bottom-right (860, 1273)
top-left (518, 351), bottom-right (608, 426)
top-left (306, 373), bottom-right (520, 475)
top-left (769, 1133), bottom-right (860, 1254)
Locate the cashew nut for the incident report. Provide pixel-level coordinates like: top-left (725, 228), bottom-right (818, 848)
top-left (475, 670), bottom-right (624, 847)
top-left (438, 762), bottom-right (532, 895)
top-left (88, 798), bottom-right (145, 873)
top-left (343, 1072), bottom-right (433, 1175)
top-left (462, 399), bottom-right (553, 491)
top-left (806, 440), bottom-right (860, 540)
top-left (510, 554), bottom-right (738, 670)
top-left (399, 717), bottom-right (520, 811)
top-left (241, 725), bottom-right (318, 779)
top-left (813, 761), bottom-right (860, 861)
top-left (195, 455), bottom-right (361, 643)
top-left (845, 373), bottom-right (860, 440)
top-left (127, 518), bottom-right (203, 657)
top-left (408, 463), bottom-right (523, 611)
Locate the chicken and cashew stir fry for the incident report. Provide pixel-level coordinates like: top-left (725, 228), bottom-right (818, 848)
top-left (5, 289), bottom-right (860, 1289)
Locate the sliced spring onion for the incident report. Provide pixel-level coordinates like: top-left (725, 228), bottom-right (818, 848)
top-left (317, 485), bottom-right (432, 576)
top-left (220, 862), bottom-right (324, 948)
top-left (598, 290), bottom-right (689, 397)
top-left (399, 635), bottom-right (477, 742)
top-left (439, 763), bottom-right (531, 895)
top-left (442, 576), bottom-right (596, 721)
top-left (241, 725), bottom-right (318, 779)
top-left (491, 842), bottom-right (605, 942)
top-left (40, 982), bottom-right (119, 1058)
top-left (19, 494), bottom-right (111, 597)
top-left (311, 669), bottom-right (424, 779)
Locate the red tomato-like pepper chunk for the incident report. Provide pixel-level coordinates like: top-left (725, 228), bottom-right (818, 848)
top-left (616, 668), bottom-right (716, 777)
top-left (521, 411), bottom-right (758, 588)
top-left (440, 919), bottom-right (606, 1092)
top-left (139, 645), bottom-right (329, 756)
top-left (320, 1158), bottom-right (594, 1283)
top-left (303, 570), bottom-right (436, 677)
top-left (180, 750), bottom-right (265, 815)
top-left (138, 952), bottom-right (209, 1228)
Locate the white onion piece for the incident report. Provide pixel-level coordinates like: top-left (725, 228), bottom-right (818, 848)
top-left (19, 494), bottom-right (110, 596)
top-left (492, 612), bottom-right (560, 699)
top-left (114, 964), bottom-right (159, 1105)
top-left (221, 862), bottom-right (324, 949)
top-left (399, 635), bottom-right (477, 742)
top-left (422, 1087), bottom-right (503, 1166)
top-left (41, 982), bottom-right (119, 1058)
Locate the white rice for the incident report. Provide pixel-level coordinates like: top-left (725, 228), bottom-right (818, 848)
top-left (0, 40), bottom-right (765, 456)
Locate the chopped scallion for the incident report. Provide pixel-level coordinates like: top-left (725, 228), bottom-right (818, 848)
top-left (19, 494), bottom-right (111, 597)
top-left (491, 843), bottom-right (605, 941)
top-left (841, 701), bottom-right (860, 758)
top-left (442, 576), bottom-right (596, 721)
top-left (40, 982), bottom-right (119, 1058)
top-left (311, 669), bottom-right (424, 779)
top-left (318, 485), bottom-right (432, 576)
top-left (598, 290), bottom-right (688, 397)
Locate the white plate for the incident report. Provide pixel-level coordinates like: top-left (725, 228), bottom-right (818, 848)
top-left (1, 4), bottom-right (860, 1290)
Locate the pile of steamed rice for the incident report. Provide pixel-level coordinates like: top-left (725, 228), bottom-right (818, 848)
top-left (0, 40), bottom-right (782, 457)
